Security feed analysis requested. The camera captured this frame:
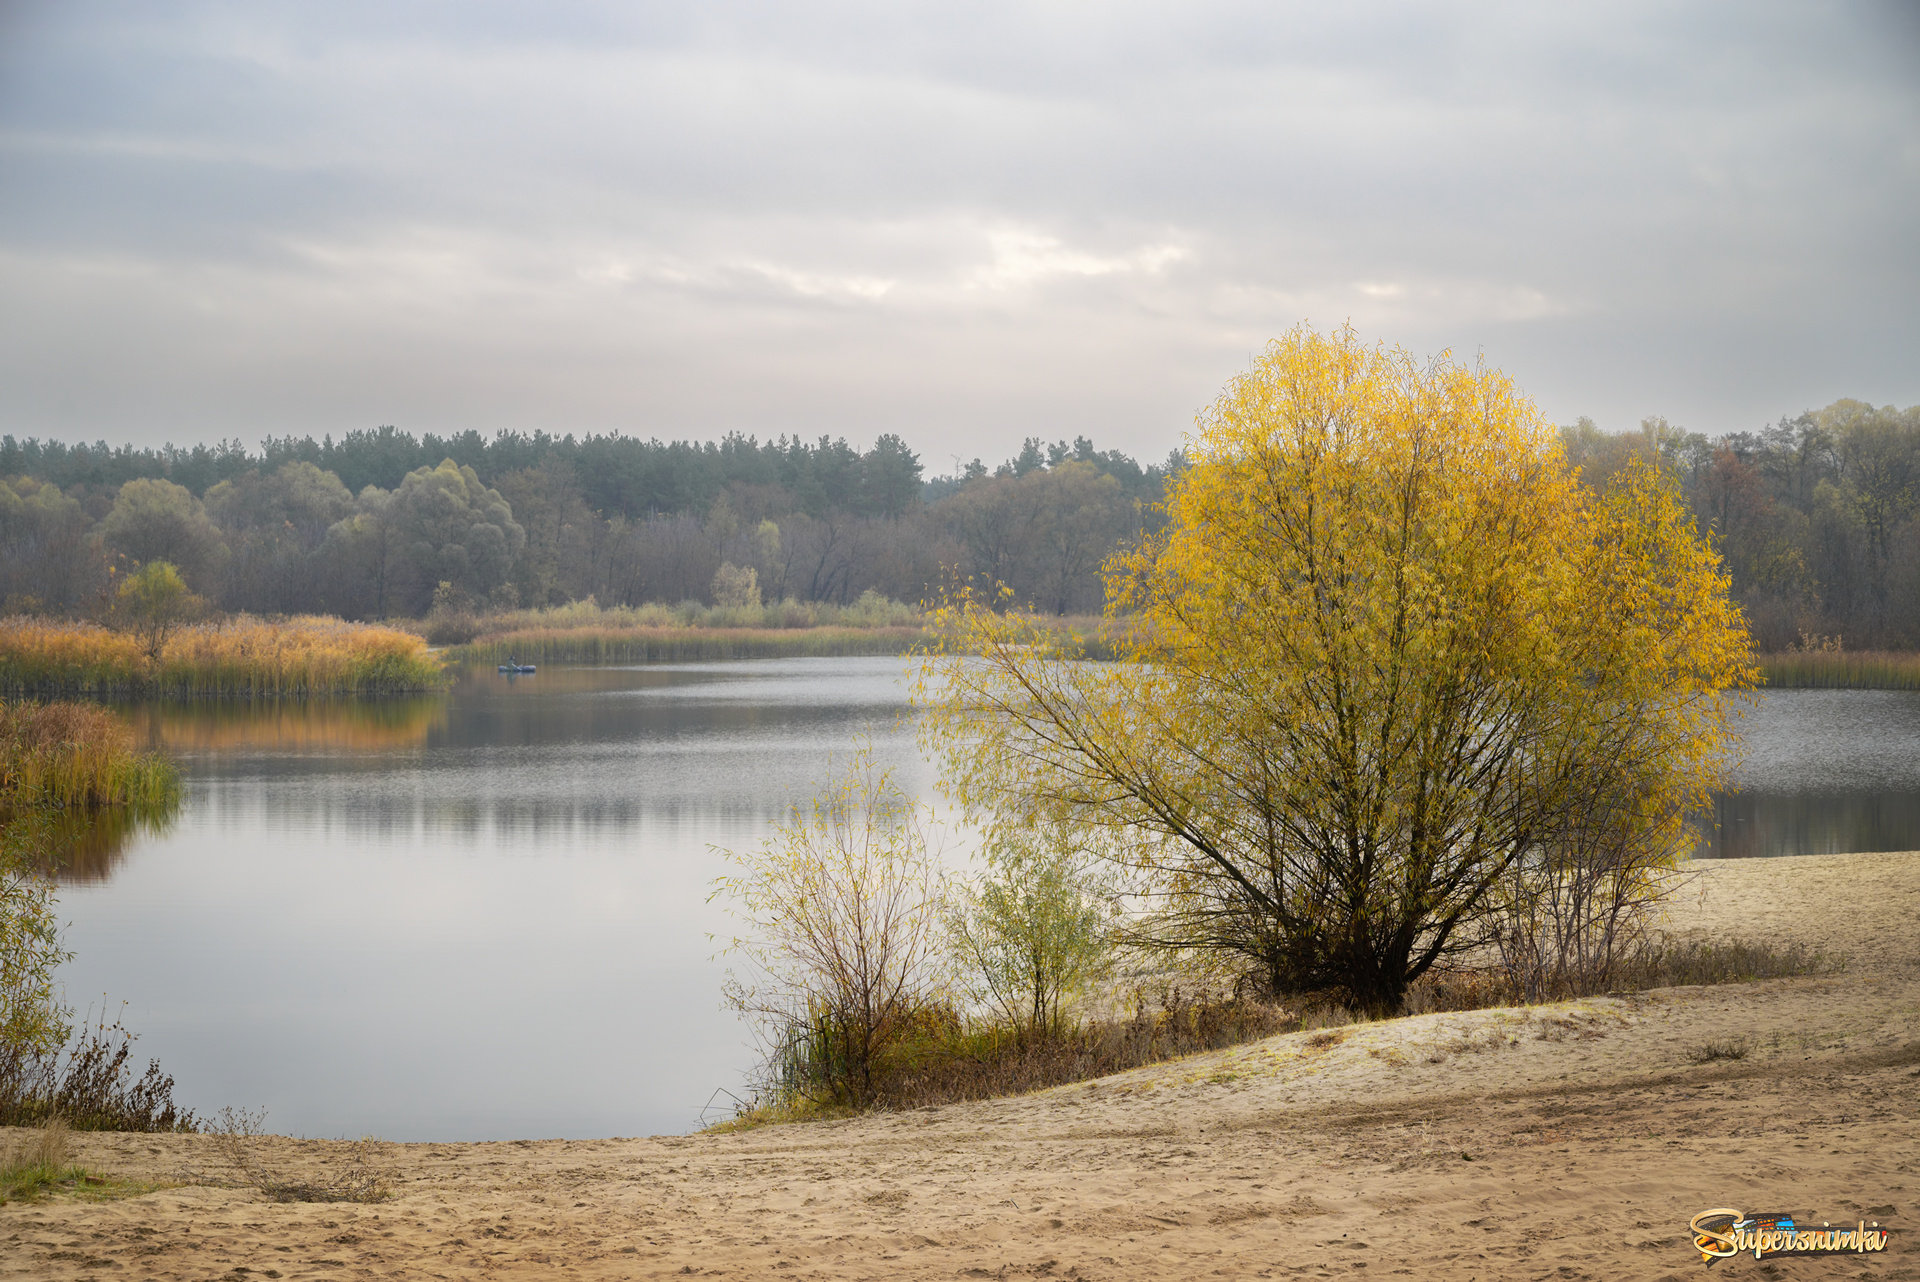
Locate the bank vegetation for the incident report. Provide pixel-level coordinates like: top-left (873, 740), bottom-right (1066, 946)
top-left (714, 328), bottom-right (1830, 1126)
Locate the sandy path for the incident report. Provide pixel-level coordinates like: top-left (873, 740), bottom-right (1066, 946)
top-left (5, 852), bottom-right (1918, 1280)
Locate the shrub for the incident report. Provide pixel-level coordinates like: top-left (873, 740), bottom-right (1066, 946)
top-left (946, 822), bottom-right (1115, 1041)
top-left (713, 746), bottom-right (948, 1108)
top-left (0, 1007), bottom-right (196, 1132)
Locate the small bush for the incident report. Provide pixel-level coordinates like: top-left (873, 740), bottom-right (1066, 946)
top-left (714, 746), bottom-right (948, 1109)
top-left (198, 1106), bottom-right (390, 1203)
top-left (947, 822), bottom-right (1115, 1042)
top-left (0, 1008), bottom-right (197, 1132)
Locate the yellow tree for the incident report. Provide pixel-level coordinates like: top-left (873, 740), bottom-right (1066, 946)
top-left (116, 561), bottom-right (201, 663)
top-left (920, 325), bottom-right (1753, 1013)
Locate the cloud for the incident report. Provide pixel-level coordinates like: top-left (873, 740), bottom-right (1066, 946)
top-left (0, 0), bottom-right (1914, 458)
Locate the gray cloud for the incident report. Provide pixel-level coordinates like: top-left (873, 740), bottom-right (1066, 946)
top-left (0, 0), bottom-right (1915, 462)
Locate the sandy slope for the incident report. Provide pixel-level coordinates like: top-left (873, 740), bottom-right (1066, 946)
top-left (5, 851), bottom-right (1917, 1280)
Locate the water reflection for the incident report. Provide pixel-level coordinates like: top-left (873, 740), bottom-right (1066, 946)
top-left (47, 666), bottom-right (1920, 1142)
top-left (37, 805), bottom-right (176, 883)
top-left (53, 657), bottom-right (929, 1143)
top-left (121, 696), bottom-right (448, 756)
top-left (1698, 688), bottom-right (1920, 858)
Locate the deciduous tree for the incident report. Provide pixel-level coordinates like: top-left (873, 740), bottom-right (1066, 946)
top-left (922, 325), bottom-right (1753, 1013)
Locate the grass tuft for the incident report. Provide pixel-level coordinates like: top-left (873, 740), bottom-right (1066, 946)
top-left (1687, 1037), bottom-right (1752, 1064)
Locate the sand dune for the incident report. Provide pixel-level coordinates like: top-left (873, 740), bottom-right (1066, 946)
top-left (5, 851), bottom-right (1917, 1280)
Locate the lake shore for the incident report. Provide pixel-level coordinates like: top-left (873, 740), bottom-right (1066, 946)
top-left (6, 849), bottom-right (1917, 1280)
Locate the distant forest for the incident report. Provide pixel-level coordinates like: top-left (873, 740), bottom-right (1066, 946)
top-left (0, 429), bottom-right (1178, 621)
top-left (0, 397), bottom-right (1914, 649)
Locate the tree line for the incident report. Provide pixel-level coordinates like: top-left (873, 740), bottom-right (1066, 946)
top-left (1565, 398), bottom-right (1920, 649)
top-left (0, 430), bottom-right (1177, 620)
top-left (0, 396), bottom-right (1913, 644)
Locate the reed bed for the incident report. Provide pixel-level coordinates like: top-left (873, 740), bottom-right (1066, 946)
top-left (1758, 649), bottom-right (1920, 689)
top-left (478, 592), bottom-right (925, 634)
top-left (0, 701), bottom-right (175, 810)
top-left (445, 600), bottom-right (1140, 666)
top-left (453, 625), bottom-right (928, 666)
top-left (0, 616), bottom-right (445, 696)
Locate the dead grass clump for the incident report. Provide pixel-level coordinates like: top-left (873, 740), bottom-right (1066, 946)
top-left (1612, 937), bottom-right (1832, 990)
top-left (1687, 1037), bottom-right (1752, 1064)
top-left (1403, 934), bottom-right (1830, 1015)
top-left (198, 1107), bottom-right (391, 1203)
top-left (812, 987), bottom-right (1295, 1113)
top-left (0, 1009), bottom-right (197, 1132)
top-left (1403, 969), bottom-right (1521, 1015)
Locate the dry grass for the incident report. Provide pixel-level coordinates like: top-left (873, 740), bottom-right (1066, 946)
top-left (1758, 649), bottom-right (1920, 689)
top-left (0, 1117), bottom-right (76, 1203)
top-left (194, 1107), bottom-right (391, 1203)
top-left (483, 594), bottom-right (924, 634)
top-left (454, 624), bottom-right (927, 665)
top-left (439, 600), bottom-right (1143, 664)
top-left (724, 987), bottom-right (1297, 1125)
top-left (1687, 1036), bottom-right (1752, 1063)
top-left (0, 615), bottom-right (445, 696)
top-left (0, 700), bottom-right (175, 809)
top-left (0, 1009), bottom-right (197, 1132)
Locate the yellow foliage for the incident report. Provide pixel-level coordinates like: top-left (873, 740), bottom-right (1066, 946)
top-left (920, 324), bottom-right (1753, 1012)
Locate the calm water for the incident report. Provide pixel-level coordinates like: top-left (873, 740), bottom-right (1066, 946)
top-left (56, 658), bottom-right (933, 1143)
top-left (48, 667), bottom-right (1920, 1140)
top-left (1703, 688), bottom-right (1920, 858)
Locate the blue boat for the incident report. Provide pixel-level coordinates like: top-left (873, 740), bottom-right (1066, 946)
top-left (497, 657), bottom-right (537, 674)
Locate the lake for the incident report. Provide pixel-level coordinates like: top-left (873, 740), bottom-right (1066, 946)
top-left (49, 663), bottom-right (1920, 1141)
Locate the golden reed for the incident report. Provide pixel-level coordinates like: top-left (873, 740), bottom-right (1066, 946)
top-left (0, 616), bottom-right (445, 697)
top-left (0, 700), bottom-right (176, 810)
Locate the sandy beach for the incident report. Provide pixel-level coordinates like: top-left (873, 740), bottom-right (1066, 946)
top-left (5, 850), bottom-right (1916, 1280)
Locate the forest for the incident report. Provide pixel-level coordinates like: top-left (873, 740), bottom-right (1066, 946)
top-left (0, 396), bottom-right (1913, 650)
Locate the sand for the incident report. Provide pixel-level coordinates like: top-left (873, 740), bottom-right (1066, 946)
top-left (5, 851), bottom-right (1917, 1280)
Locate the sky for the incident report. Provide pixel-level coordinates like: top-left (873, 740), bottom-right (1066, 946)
top-left (1, 1), bottom-right (1916, 471)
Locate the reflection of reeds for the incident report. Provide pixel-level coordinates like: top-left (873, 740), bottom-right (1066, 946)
top-left (121, 696), bottom-right (446, 755)
top-left (0, 616), bottom-right (445, 696)
top-left (1759, 650), bottom-right (1920, 689)
top-left (0, 701), bottom-right (181, 882)
top-left (21, 806), bottom-right (169, 884)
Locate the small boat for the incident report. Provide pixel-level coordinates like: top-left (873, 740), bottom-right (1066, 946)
top-left (498, 657), bottom-right (537, 674)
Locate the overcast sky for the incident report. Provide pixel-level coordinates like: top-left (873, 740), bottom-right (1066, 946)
top-left (1, 1), bottom-right (1915, 469)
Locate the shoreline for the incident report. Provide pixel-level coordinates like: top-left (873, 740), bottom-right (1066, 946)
top-left (5, 849), bottom-right (1917, 1279)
